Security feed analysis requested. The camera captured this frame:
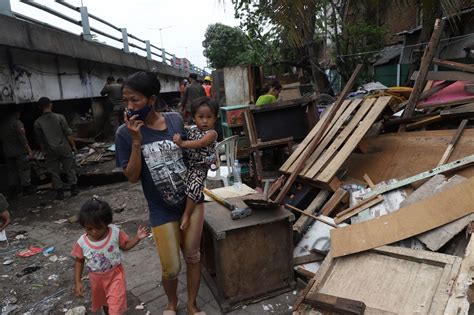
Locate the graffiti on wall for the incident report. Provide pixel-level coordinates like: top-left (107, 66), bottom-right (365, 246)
top-left (0, 65), bottom-right (14, 104)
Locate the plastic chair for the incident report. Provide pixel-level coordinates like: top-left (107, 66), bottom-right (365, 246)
top-left (207, 135), bottom-right (239, 186)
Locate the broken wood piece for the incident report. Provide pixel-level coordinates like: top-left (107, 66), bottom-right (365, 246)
top-left (304, 292), bottom-right (366, 314)
top-left (440, 103), bottom-right (474, 118)
top-left (400, 18), bottom-right (445, 127)
top-left (405, 115), bottom-right (443, 130)
top-left (363, 174), bottom-right (375, 188)
top-left (331, 176), bottom-right (474, 257)
top-left (293, 190), bottom-right (330, 237)
top-left (273, 64), bottom-right (363, 204)
top-left (334, 195), bottom-right (384, 224)
top-left (466, 82), bottom-right (474, 94)
top-left (285, 204), bottom-right (339, 228)
top-left (444, 234), bottom-right (474, 314)
top-left (411, 70), bottom-right (474, 82)
top-left (416, 96), bottom-right (474, 109)
top-left (362, 153), bottom-right (474, 200)
top-left (295, 267), bottom-right (315, 279)
top-left (432, 58), bottom-right (474, 74)
top-left (319, 188), bottom-right (348, 217)
top-left (293, 253), bottom-right (325, 266)
top-left (437, 119), bottom-right (468, 166)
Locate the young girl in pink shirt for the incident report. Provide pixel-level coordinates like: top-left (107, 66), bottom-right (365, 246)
top-left (72, 197), bottom-right (149, 314)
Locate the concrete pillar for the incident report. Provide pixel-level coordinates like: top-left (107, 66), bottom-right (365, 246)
top-left (121, 28), bottom-right (130, 53)
top-left (80, 6), bottom-right (92, 41)
top-left (0, 0), bottom-right (13, 16)
top-left (91, 98), bottom-right (105, 134)
top-left (162, 48), bottom-right (166, 64)
top-left (173, 54), bottom-right (176, 68)
top-left (145, 40), bottom-right (152, 60)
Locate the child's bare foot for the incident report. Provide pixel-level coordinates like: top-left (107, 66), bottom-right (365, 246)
top-left (180, 215), bottom-right (190, 230)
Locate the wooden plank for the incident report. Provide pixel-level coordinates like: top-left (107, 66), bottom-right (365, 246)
top-left (293, 190), bottom-right (331, 237)
top-left (393, 80), bottom-right (455, 112)
top-left (293, 253), bottom-right (325, 266)
top-left (362, 153), bottom-right (474, 200)
top-left (411, 70), bottom-right (474, 81)
top-left (401, 18), bottom-right (445, 124)
top-left (301, 99), bottom-right (363, 174)
top-left (316, 96), bottom-right (392, 183)
top-left (331, 177), bottom-right (474, 257)
top-left (363, 174), bottom-right (375, 188)
top-left (440, 103), bottom-right (474, 118)
top-left (432, 58), bottom-right (474, 74)
top-left (437, 119), bottom-right (468, 166)
top-left (466, 82), bottom-right (474, 94)
top-left (416, 96), bottom-right (474, 109)
top-left (319, 188), bottom-right (348, 217)
top-left (334, 195), bottom-right (384, 224)
top-left (307, 246), bottom-right (461, 314)
top-left (304, 292), bottom-right (366, 314)
top-left (279, 99), bottom-right (351, 173)
top-left (399, 174), bottom-right (446, 208)
top-left (405, 115), bottom-right (443, 130)
top-left (304, 98), bottom-right (377, 179)
top-left (274, 64), bottom-right (363, 204)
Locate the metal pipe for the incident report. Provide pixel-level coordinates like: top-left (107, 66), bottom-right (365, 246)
top-left (20, 0), bottom-right (80, 26)
top-left (55, 0), bottom-right (121, 31)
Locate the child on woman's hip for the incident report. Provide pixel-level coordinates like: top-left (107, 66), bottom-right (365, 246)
top-left (71, 197), bottom-right (149, 314)
top-left (173, 96), bottom-right (218, 230)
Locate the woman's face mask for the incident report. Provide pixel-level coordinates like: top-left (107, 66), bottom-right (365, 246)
top-left (126, 105), bottom-right (152, 121)
top-left (122, 86), bottom-right (155, 121)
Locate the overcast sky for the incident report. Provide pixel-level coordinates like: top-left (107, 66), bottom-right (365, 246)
top-left (10, 0), bottom-right (240, 70)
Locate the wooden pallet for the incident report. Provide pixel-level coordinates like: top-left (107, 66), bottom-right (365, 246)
top-left (280, 96), bottom-right (393, 191)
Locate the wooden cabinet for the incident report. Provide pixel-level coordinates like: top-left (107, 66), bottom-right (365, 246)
top-left (201, 195), bottom-right (295, 312)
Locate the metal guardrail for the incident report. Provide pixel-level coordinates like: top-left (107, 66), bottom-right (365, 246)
top-left (8, 0), bottom-right (206, 75)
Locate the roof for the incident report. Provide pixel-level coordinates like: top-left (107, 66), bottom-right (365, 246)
top-left (374, 45), bottom-right (402, 66)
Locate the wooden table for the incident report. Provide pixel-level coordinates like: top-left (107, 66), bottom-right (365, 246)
top-left (201, 194), bottom-right (295, 312)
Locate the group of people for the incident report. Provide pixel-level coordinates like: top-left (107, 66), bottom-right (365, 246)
top-left (1, 97), bottom-right (78, 201)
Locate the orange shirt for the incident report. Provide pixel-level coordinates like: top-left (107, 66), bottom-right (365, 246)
top-left (203, 84), bottom-right (212, 97)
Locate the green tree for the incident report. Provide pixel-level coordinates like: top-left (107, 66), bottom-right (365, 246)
top-left (203, 23), bottom-right (250, 68)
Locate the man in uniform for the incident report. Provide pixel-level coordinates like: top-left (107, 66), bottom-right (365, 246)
top-left (100, 76), bottom-right (124, 137)
top-left (34, 97), bottom-right (78, 200)
top-left (1, 108), bottom-right (35, 196)
top-left (180, 73), bottom-right (205, 124)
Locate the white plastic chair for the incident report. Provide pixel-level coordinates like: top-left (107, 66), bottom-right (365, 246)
top-left (207, 135), bottom-right (239, 186)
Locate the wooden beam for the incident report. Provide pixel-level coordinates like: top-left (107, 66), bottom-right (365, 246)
top-left (319, 188), bottom-right (349, 217)
top-left (273, 64), bottom-right (363, 204)
top-left (363, 174), bottom-right (375, 188)
top-left (401, 18), bottom-right (445, 129)
top-left (433, 58), bottom-right (474, 74)
top-left (405, 115), bottom-right (443, 130)
top-left (437, 119), bottom-right (468, 166)
top-left (440, 103), bottom-right (474, 118)
top-left (295, 267), bottom-right (315, 279)
top-left (416, 97), bottom-right (474, 109)
top-left (286, 204), bottom-right (339, 228)
top-left (304, 292), bottom-right (366, 314)
top-left (411, 70), bottom-right (474, 82)
top-left (334, 195), bottom-right (384, 224)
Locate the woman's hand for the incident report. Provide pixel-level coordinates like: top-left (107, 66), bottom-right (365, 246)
top-left (124, 112), bottom-right (143, 142)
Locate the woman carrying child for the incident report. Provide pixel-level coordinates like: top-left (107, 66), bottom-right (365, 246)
top-left (115, 71), bottom-right (206, 315)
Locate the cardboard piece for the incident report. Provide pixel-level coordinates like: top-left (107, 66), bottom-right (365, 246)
top-left (330, 176), bottom-right (474, 257)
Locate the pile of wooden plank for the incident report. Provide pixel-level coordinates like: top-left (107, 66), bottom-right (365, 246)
top-left (265, 18), bottom-right (474, 315)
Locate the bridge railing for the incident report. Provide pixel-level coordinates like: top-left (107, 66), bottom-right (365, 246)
top-left (9, 0), bottom-right (206, 75)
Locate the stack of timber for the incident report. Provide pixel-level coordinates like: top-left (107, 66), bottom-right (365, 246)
top-left (280, 96), bottom-right (393, 191)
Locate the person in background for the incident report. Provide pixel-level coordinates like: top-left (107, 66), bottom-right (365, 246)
top-left (0, 193), bottom-right (11, 231)
top-left (180, 73), bottom-right (205, 124)
top-left (202, 76), bottom-right (212, 97)
top-left (1, 108), bottom-right (35, 196)
top-left (34, 97), bottom-right (78, 200)
top-left (255, 80), bottom-right (282, 106)
top-left (101, 76), bottom-right (124, 136)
